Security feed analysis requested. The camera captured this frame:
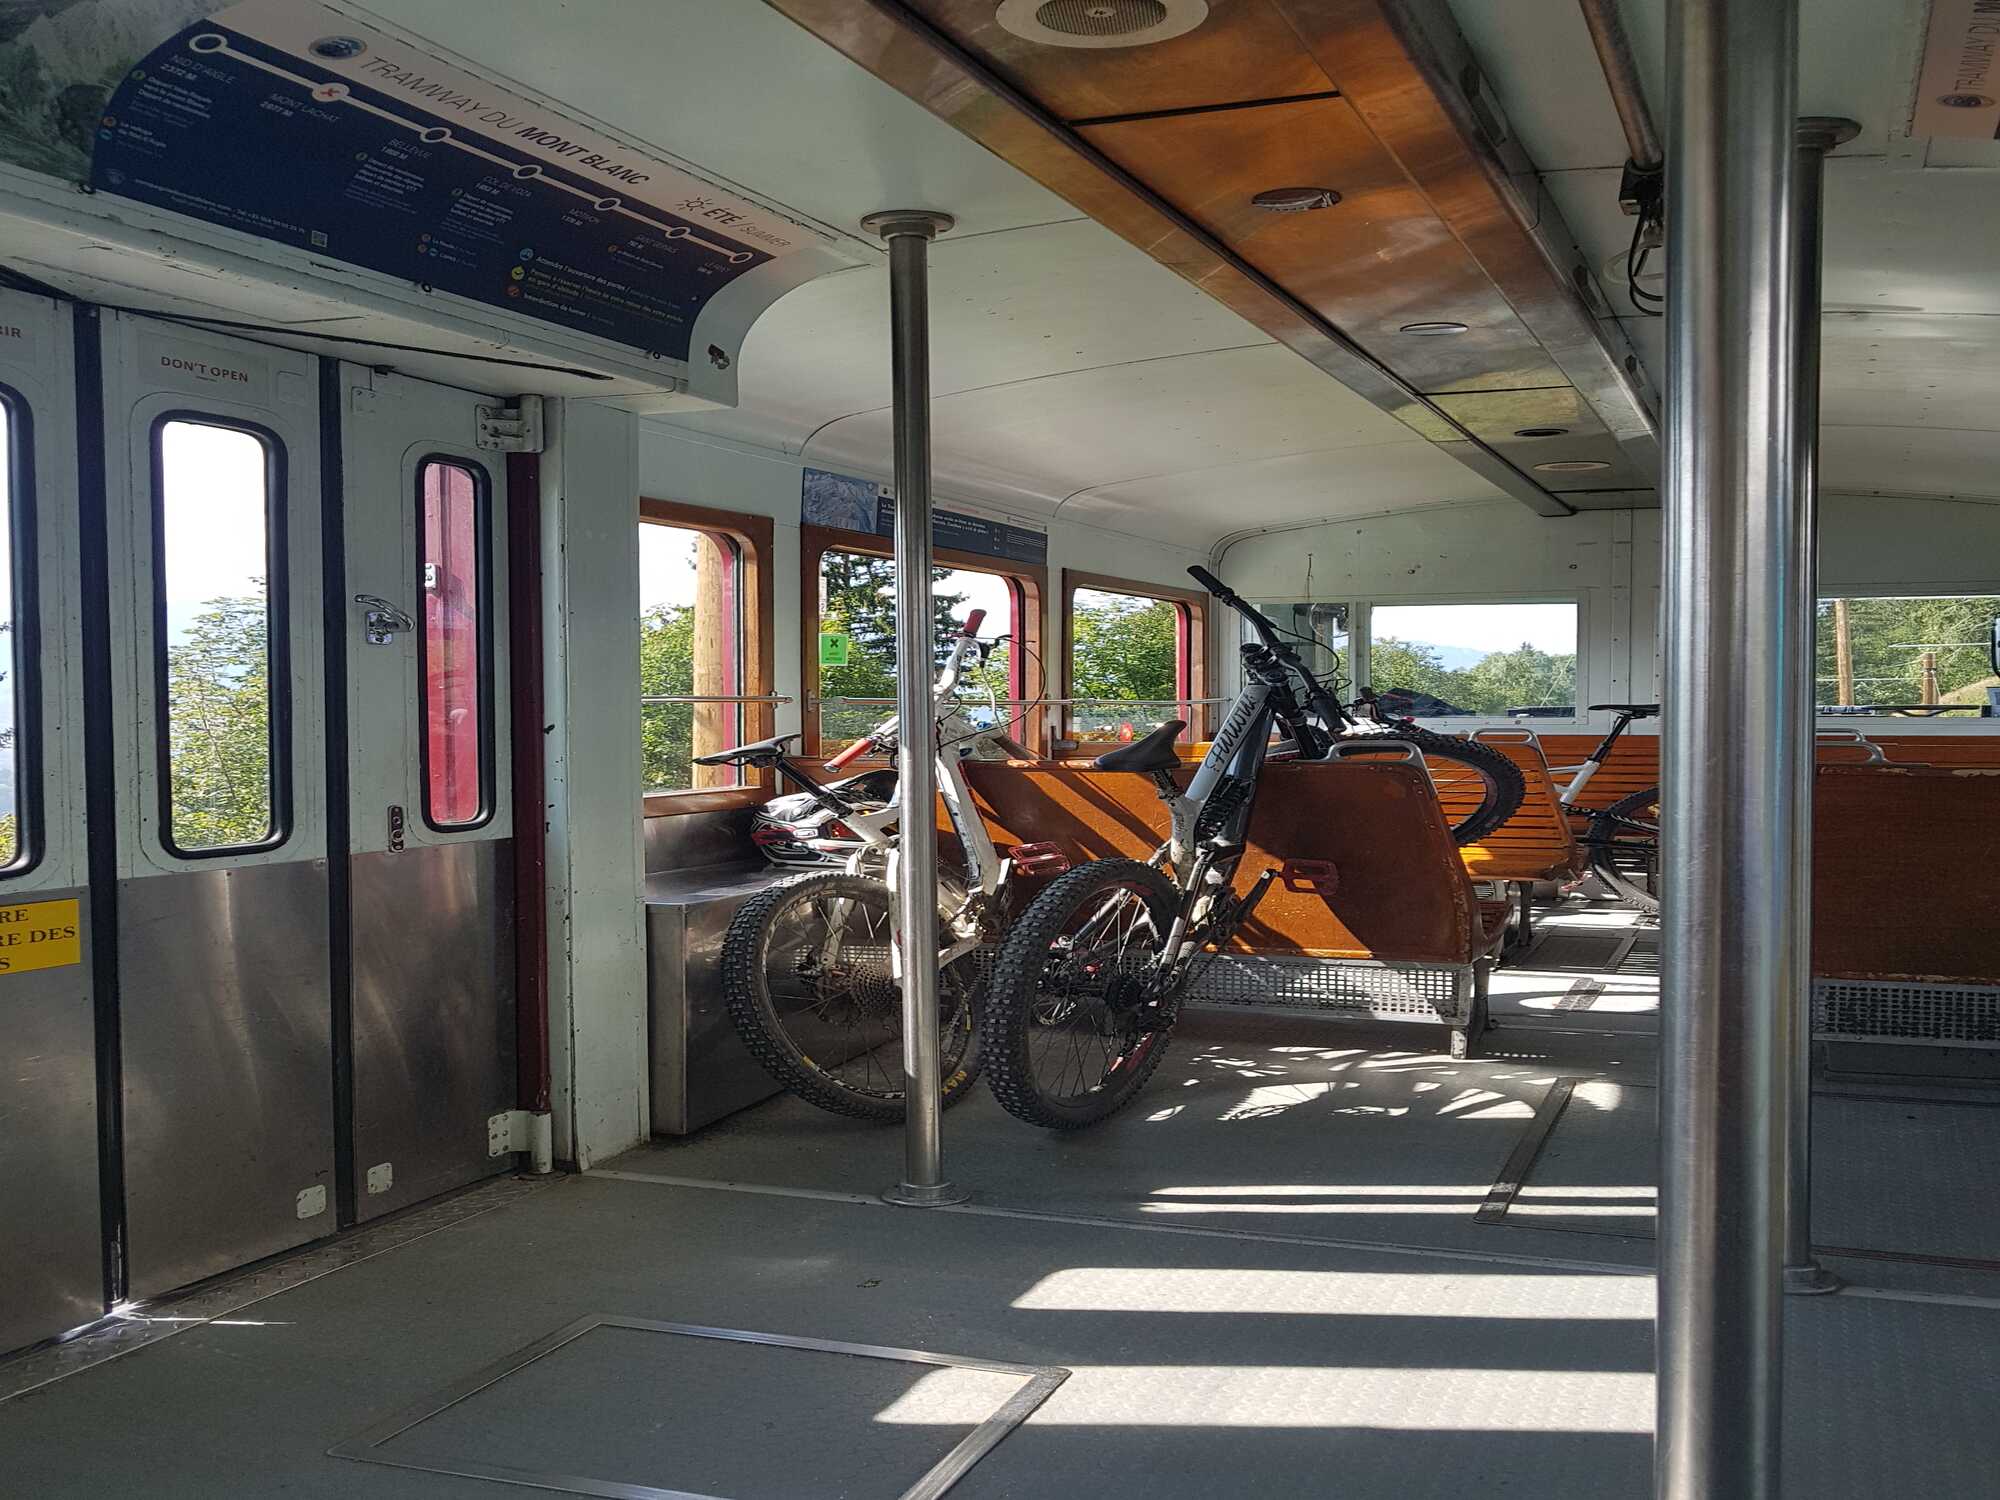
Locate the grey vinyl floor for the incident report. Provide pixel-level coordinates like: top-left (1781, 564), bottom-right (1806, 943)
top-left (4, 908), bottom-right (1997, 1499)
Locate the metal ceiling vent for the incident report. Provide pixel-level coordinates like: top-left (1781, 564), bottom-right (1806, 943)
top-left (995, 0), bottom-right (1209, 49)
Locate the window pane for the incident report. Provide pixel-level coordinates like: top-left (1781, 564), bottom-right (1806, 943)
top-left (817, 551), bottom-right (1013, 746)
top-left (1240, 602), bottom-right (1349, 682)
top-left (1368, 602), bottom-right (1577, 717)
top-left (1069, 587), bottom-right (1188, 744)
top-left (0, 407), bottom-right (21, 871)
top-left (158, 420), bottom-right (279, 851)
top-left (421, 460), bottom-right (489, 828)
top-left (1817, 595), bottom-right (2000, 713)
top-left (641, 522), bottom-right (743, 793)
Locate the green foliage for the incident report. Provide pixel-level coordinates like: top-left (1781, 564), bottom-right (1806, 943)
top-left (1070, 592), bottom-right (1180, 740)
top-left (164, 593), bottom-right (274, 849)
top-left (639, 601), bottom-right (697, 792)
top-left (1817, 595), bottom-right (2000, 709)
top-left (0, 811), bottom-right (14, 868)
top-left (816, 553), bottom-right (1004, 743)
top-left (1369, 637), bottom-right (1576, 715)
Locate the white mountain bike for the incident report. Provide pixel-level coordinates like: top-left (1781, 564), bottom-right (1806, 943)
top-left (700, 610), bottom-right (1058, 1120)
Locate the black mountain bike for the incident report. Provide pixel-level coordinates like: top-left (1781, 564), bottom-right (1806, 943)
top-left (979, 567), bottom-right (1525, 1130)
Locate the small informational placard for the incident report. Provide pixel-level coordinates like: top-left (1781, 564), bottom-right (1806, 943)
top-left (801, 467), bottom-right (1048, 567)
top-left (0, 897), bottom-right (82, 975)
top-left (818, 630), bottom-right (852, 667)
top-left (85, 0), bottom-right (814, 361)
top-left (1912, 0), bottom-right (2000, 140)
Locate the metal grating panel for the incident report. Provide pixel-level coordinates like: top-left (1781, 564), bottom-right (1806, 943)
top-left (1184, 953), bottom-right (1472, 1026)
top-left (1814, 980), bottom-right (2000, 1049)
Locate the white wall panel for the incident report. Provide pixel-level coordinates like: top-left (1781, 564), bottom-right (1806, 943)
top-left (545, 399), bottom-right (646, 1168)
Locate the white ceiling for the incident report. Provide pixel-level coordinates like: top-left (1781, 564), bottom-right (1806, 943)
top-left (1458, 0), bottom-right (2000, 507)
top-left (357, 0), bottom-right (2000, 542)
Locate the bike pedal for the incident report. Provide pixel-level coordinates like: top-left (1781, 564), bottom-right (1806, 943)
top-left (1278, 858), bottom-right (1340, 896)
top-left (1009, 841), bottom-right (1072, 876)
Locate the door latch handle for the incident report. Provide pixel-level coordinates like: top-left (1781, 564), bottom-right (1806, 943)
top-left (354, 593), bottom-right (415, 645)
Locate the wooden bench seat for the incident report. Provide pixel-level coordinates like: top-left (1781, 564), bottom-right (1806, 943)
top-left (1447, 732), bottom-right (1587, 884)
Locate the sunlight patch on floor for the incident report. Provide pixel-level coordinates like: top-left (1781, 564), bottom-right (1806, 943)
top-left (1009, 1267), bottom-right (1655, 1317)
top-left (874, 1365), bottom-right (1654, 1430)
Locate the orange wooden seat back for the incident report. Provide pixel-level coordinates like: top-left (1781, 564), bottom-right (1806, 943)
top-left (1441, 735), bottom-right (1586, 883)
top-left (958, 760), bottom-right (1492, 964)
top-left (1814, 765), bottom-right (2000, 984)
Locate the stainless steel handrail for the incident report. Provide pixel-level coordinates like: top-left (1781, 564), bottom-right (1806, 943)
top-left (812, 696), bottom-right (1226, 709)
top-left (641, 695), bottom-right (795, 705)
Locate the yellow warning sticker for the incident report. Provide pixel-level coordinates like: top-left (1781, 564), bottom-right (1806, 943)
top-left (0, 897), bottom-right (82, 974)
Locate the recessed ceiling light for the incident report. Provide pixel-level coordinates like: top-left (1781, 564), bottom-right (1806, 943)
top-left (1251, 186), bottom-right (1342, 212)
top-left (1399, 321), bottom-right (1468, 336)
top-left (1514, 426), bottom-right (1569, 438)
top-left (1533, 459), bottom-right (1613, 473)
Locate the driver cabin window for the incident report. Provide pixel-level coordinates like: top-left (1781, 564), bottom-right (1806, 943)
top-left (1366, 601), bottom-right (1578, 719)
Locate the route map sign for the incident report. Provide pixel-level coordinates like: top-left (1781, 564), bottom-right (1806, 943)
top-left (802, 468), bottom-right (1050, 567)
top-left (88, 0), bottom-right (814, 361)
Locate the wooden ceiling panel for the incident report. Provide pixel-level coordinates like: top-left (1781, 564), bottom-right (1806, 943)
top-left (1082, 97), bottom-right (1564, 393)
top-left (901, 0), bottom-right (1333, 121)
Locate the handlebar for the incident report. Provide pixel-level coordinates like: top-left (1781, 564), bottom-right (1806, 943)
top-left (1185, 566), bottom-right (1347, 730)
top-left (822, 611), bottom-right (988, 769)
top-left (823, 733), bottom-right (877, 771)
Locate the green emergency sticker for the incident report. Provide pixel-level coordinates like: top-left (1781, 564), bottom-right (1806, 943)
top-left (818, 630), bottom-right (852, 667)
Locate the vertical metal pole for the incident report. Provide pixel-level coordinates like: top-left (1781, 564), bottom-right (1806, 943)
top-left (1658, 1), bottom-right (1800, 1496)
top-left (1784, 117), bottom-right (1858, 1299)
top-left (864, 209), bottom-right (968, 1210)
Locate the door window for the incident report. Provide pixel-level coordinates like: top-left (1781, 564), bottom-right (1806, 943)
top-left (418, 458), bottom-right (493, 829)
top-left (153, 417), bottom-right (286, 854)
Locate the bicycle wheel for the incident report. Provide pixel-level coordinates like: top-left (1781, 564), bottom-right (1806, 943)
top-left (981, 859), bottom-right (1181, 1131)
top-left (1334, 727), bottom-right (1527, 845)
top-left (1587, 786), bottom-right (1660, 914)
top-left (722, 872), bottom-right (983, 1122)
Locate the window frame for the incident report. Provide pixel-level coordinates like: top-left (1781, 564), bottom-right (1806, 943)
top-left (800, 524), bottom-right (1047, 759)
top-left (1059, 569), bottom-right (1211, 752)
top-left (640, 496), bottom-right (775, 816)
top-left (1356, 592), bottom-right (1587, 728)
top-left (1813, 585), bottom-right (2000, 730)
top-left (415, 453), bottom-right (497, 833)
top-left (0, 384), bottom-right (40, 878)
top-left (148, 411), bottom-right (292, 860)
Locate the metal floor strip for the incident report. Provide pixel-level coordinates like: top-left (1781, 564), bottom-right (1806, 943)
top-left (589, 1168), bottom-right (1648, 1276)
top-left (0, 1173), bottom-right (554, 1407)
top-left (1475, 1076), bottom-right (1583, 1223)
top-left (331, 1314), bottom-right (1068, 1500)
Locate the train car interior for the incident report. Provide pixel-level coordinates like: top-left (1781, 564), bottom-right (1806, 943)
top-left (3, 1), bottom-right (1999, 1495)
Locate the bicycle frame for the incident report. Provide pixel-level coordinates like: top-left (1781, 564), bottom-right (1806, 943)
top-left (779, 624), bottom-right (1016, 964)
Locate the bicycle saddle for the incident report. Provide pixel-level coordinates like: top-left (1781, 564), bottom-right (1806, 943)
top-left (1588, 703), bottom-right (1660, 716)
top-left (1093, 721), bottom-right (1187, 774)
top-left (693, 734), bottom-right (798, 767)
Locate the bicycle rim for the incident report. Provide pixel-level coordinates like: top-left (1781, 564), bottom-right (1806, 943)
top-left (733, 874), bottom-right (978, 1117)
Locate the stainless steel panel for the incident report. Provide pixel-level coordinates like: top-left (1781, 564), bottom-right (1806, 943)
top-left (643, 806), bottom-right (758, 876)
top-left (0, 887), bottom-right (101, 1354)
top-left (350, 842), bottom-right (516, 1221)
top-left (119, 862), bottom-right (335, 1302)
top-left (645, 866), bottom-right (786, 1135)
